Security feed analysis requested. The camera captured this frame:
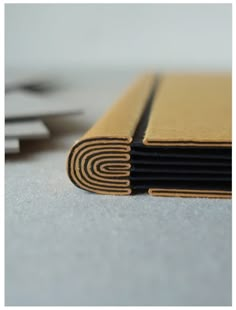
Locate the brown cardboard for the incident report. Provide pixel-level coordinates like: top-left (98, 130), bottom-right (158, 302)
top-left (67, 74), bottom-right (156, 195)
top-left (144, 74), bottom-right (232, 146)
top-left (67, 73), bottom-right (231, 198)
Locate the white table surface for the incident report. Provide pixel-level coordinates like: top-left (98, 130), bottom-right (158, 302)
top-left (5, 70), bottom-right (232, 306)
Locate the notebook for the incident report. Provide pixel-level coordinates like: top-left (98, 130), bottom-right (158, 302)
top-left (67, 74), bottom-right (232, 198)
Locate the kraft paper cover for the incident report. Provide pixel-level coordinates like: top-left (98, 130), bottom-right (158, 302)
top-left (67, 73), bottom-right (231, 198)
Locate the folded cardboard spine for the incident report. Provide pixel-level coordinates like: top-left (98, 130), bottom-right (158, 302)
top-left (67, 74), bottom-right (155, 195)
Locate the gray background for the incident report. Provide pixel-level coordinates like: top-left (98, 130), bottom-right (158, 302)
top-left (5, 4), bottom-right (232, 306)
top-left (5, 4), bottom-right (232, 70)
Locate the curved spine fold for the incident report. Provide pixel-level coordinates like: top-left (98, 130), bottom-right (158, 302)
top-left (67, 137), bottom-right (132, 195)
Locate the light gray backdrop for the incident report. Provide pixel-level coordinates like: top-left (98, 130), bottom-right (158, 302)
top-left (5, 4), bottom-right (232, 71)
